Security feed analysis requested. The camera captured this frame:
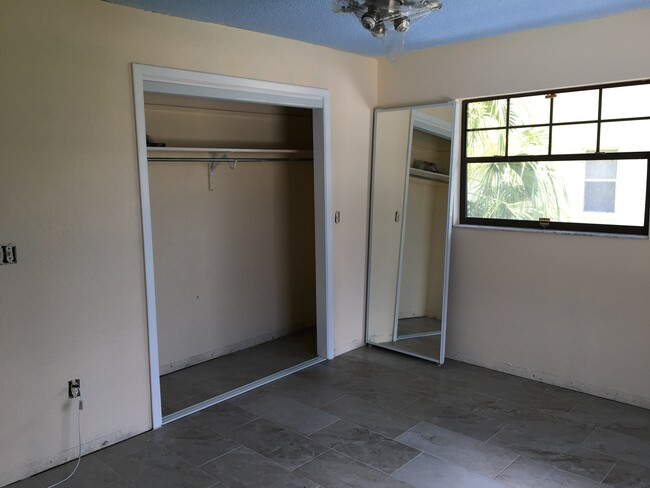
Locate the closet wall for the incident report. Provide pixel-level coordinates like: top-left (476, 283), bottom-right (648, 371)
top-left (145, 94), bottom-right (316, 372)
top-left (398, 130), bottom-right (450, 320)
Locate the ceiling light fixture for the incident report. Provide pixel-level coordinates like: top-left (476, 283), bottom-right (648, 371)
top-left (334, 0), bottom-right (442, 59)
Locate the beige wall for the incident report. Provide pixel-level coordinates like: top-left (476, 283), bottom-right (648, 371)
top-left (379, 9), bottom-right (650, 407)
top-left (0, 0), bottom-right (376, 484)
top-left (151, 162), bottom-right (316, 371)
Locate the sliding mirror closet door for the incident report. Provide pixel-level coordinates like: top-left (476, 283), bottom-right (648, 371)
top-left (366, 102), bottom-right (456, 364)
top-left (366, 110), bottom-right (412, 344)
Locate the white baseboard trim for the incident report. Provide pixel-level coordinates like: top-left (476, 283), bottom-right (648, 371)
top-left (0, 428), bottom-right (147, 487)
top-left (446, 350), bottom-right (650, 410)
top-left (159, 322), bottom-right (316, 375)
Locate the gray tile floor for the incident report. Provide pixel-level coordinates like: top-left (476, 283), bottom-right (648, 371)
top-left (12, 346), bottom-right (650, 488)
top-left (161, 329), bottom-right (318, 416)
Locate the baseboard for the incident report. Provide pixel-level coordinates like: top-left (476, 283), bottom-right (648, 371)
top-left (446, 349), bottom-right (650, 410)
top-left (0, 428), bottom-right (147, 487)
top-left (366, 333), bottom-right (394, 344)
top-left (334, 336), bottom-right (365, 357)
top-left (159, 322), bottom-right (316, 375)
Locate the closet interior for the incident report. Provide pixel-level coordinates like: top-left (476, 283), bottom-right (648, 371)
top-left (144, 92), bottom-right (318, 418)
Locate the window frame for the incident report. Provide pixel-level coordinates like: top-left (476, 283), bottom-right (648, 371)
top-left (460, 79), bottom-right (650, 236)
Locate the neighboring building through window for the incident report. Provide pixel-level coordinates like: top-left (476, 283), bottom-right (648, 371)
top-left (584, 160), bottom-right (616, 213)
top-left (461, 80), bottom-right (650, 235)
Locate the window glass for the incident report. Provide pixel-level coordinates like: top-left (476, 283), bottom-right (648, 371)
top-left (585, 160), bottom-right (617, 179)
top-left (508, 127), bottom-right (549, 156)
top-left (584, 161), bottom-right (617, 213)
top-left (467, 159), bottom-right (646, 226)
top-left (551, 124), bottom-right (598, 154)
top-left (466, 129), bottom-right (506, 157)
top-left (509, 95), bottom-right (550, 126)
top-left (553, 90), bottom-right (599, 123)
top-left (602, 84), bottom-right (650, 120)
top-left (466, 161), bottom-right (566, 221)
top-left (584, 182), bottom-right (616, 213)
top-left (466, 99), bottom-right (508, 129)
top-left (600, 120), bottom-right (650, 152)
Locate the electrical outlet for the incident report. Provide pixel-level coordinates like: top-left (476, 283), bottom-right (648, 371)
top-left (1, 243), bottom-right (17, 265)
top-left (68, 379), bottom-right (81, 398)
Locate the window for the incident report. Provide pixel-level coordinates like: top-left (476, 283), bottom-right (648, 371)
top-left (460, 80), bottom-right (650, 236)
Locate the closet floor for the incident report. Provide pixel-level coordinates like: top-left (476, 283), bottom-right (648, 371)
top-left (18, 346), bottom-right (650, 488)
top-left (160, 328), bottom-right (317, 417)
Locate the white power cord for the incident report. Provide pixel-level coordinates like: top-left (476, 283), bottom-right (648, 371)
top-left (48, 396), bottom-right (83, 488)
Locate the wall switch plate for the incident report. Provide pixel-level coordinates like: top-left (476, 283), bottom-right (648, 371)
top-left (0, 243), bottom-right (17, 265)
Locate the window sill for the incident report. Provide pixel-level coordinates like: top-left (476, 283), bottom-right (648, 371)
top-left (453, 223), bottom-right (649, 240)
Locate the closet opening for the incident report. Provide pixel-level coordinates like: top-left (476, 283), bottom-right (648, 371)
top-left (133, 65), bottom-right (333, 428)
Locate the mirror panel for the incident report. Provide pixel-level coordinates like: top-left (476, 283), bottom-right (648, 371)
top-left (366, 102), bottom-right (456, 364)
top-left (366, 110), bottom-right (412, 343)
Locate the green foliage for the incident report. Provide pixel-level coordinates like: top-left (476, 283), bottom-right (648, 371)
top-left (466, 100), bottom-right (567, 220)
top-left (467, 161), bottom-right (566, 220)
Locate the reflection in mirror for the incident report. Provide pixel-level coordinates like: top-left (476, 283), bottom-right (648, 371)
top-left (366, 102), bottom-right (455, 364)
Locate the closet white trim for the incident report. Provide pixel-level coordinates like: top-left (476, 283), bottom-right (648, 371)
top-left (132, 64), bottom-right (334, 430)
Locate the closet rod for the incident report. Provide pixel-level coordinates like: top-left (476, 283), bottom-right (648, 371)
top-left (147, 157), bottom-right (312, 163)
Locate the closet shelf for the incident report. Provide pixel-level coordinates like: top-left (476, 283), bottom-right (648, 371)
top-left (148, 147), bottom-right (312, 155)
top-left (147, 147), bottom-right (313, 164)
top-left (409, 168), bottom-right (449, 183)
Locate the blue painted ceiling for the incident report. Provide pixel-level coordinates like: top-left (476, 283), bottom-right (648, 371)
top-left (105, 0), bottom-right (650, 56)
